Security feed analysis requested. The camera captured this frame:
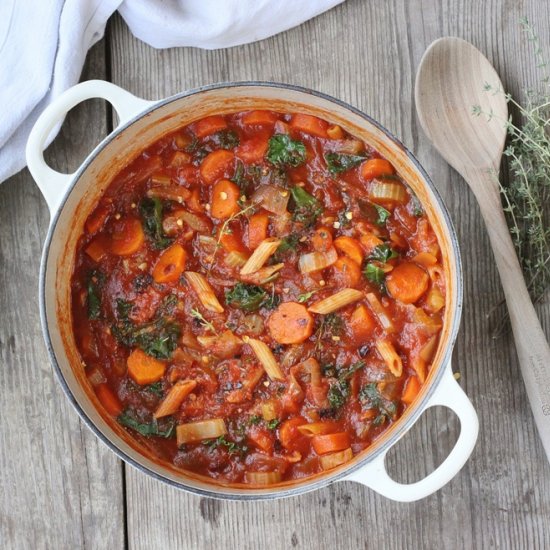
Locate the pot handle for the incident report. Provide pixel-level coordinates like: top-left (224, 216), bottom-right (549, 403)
top-left (343, 363), bottom-right (478, 502)
top-left (26, 80), bottom-right (155, 215)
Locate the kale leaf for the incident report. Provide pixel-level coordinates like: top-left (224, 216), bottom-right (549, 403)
top-left (87, 270), bottom-right (104, 320)
top-left (324, 152), bottom-right (366, 174)
top-left (139, 197), bottom-right (172, 250)
top-left (266, 134), bottom-right (306, 167)
top-left (369, 243), bottom-right (398, 263)
top-left (118, 410), bottom-right (175, 438)
top-left (225, 283), bottom-right (277, 312)
top-left (215, 129), bottom-right (240, 149)
top-left (290, 185), bottom-right (323, 227)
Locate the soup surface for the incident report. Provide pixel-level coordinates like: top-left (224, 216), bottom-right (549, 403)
top-left (71, 110), bottom-right (445, 485)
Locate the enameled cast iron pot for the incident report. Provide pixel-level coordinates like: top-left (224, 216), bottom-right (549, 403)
top-left (26, 80), bottom-right (478, 502)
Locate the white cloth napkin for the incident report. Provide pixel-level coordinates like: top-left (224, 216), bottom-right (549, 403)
top-left (0, 0), bottom-right (343, 184)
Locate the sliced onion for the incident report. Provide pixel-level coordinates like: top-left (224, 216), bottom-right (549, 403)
top-left (370, 179), bottom-right (407, 203)
top-left (179, 211), bottom-right (212, 233)
top-left (244, 471), bottom-right (282, 485)
top-left (298, 246), bottom-right (338, 274)
top-left (251, 185), bottom-right (289, 215)
top-left (319, 448), bottom-right (353, 471)
top-left (176, 418), bottom-right (227, 445)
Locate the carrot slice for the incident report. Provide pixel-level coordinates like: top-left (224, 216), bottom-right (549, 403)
top-left (110, 217), bottom-right (144, 256)
top-left (96, 383), bottom-right (122, 416)
top-left (278, 418), bottom-right (307, 450)
top-left (154, 380), bottom-right (197, 418)
top-left (289, 113), bottom-right (329, 138)
top-left (333, 236), bottom-right (364, 265)
top-left (242, 110), bottom-right (279, 126)
top-left (248, 426), bottom-right (275, 453)
top-left (360, 158), bottom-right (395, 180)
top-left (86, 204), bottom-right (110, 234)
top-left (268, 302), bottom-right (314, 345)
top-left (152, 243), bottom-right (187, 283)
top-left (187, 188), bottom-right (204, 213)
top-left (219, 226), bottom-right (247, 254)
top-left (386, 262), bottom-right (429, 304)
top-left (332, 256), bottom-right (362, 288)
top-left (311, 432), bottom-right (350, 455)
top-left (85, 238), bottom-right (108, 262)
top-left (210, 179), bottom-right (240, 219)
top-left (127, 349), bottom-right (166, 385)
top-left (349, 304), bottom-right (377, 341)
top-left (402, 376), bottom-right (421, 405)
top-left (359, 233), bottom-right (384, 255)
top-left (247, 210), bottom-right (270, 250)
top-left (193, 115), bottom-right (227, 138)
top-left (311, 226), bottom-right (333, 252)
top-left (199, 149), bottom-right (235, 184)
top-left (235, 138), bottom-right (269, 163)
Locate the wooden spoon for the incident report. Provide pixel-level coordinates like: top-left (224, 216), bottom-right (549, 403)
top-left (415, 37), bottom-right (550, 460)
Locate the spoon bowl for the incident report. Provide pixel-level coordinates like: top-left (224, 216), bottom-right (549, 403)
top-left (415, 37), bottom-right (550, 462)
top-left (415, 37), bottom-right (508, 178)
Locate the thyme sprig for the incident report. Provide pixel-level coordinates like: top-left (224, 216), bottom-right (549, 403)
top-left (473, 18), bottom-right (550, 336)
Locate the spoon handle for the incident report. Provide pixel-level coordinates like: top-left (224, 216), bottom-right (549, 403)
top-left (471, 170), bottom-right (550, 460)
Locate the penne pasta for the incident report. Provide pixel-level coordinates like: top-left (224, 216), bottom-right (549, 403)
top-left (427, 264), bottom-right (445, 285)
top-left (308, 288), bottom-right (363, 314)
top-left (240, 237), bottom-right (282, 275)
top-left (224, 250), bottom-right (249, 268)
top-left (319, 448), bottom-right (353, 471)
top-left (240, 263), bottom-right (284, 285)
top-left (245, 336), bottom-right (285, 380)
top-left (184, 271), bottom-right (224, 313)
top-left (176, 418), bottom-right (227, 445)
top-left (375, 339), bottom-right (403, 377)
top-left (154, 380), bottom-right (197, 418)
top-left (365, 292), bottom-right (394, 332)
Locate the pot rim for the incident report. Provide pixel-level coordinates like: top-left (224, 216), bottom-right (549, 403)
top-left (39, 80), bottom-right (463, 500)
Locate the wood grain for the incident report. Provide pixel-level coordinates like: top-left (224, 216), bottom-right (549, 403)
top-left (416, 36), bottom-right (550, 460)
top-left (108, 0), bottom-right (550, 548)
top-left (2, 0), bottom-right (550, 548)
top-left (0, 42), bottom-right (125, 550)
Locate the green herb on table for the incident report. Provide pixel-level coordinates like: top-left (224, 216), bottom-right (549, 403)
top-left (473, 18), bottom-right (550, 336)
top-left (266, 134), bottom-right (306, 167)
top-left (139, 197), bottom-right (172, 250)
top-left (324, 152), bottom-right (366, 174)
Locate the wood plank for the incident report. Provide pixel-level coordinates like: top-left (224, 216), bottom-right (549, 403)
top-left (0, 41), bottom-right (125, 550)
top-left (106, 1), bottom-right (549, 548)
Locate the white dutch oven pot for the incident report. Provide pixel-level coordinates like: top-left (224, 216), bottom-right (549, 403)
top-left (27, 80), bottom-right (478, 502)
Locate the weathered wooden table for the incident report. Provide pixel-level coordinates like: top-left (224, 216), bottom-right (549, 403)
top-left (2, 1), bottom-right (550, 548)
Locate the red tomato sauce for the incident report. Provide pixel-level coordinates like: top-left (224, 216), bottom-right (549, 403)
top-left (71, 111), bottom-right (446, 485)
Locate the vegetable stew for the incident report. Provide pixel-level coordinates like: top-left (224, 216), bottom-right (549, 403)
top-left (72, 110), bottom-right (446, 485)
